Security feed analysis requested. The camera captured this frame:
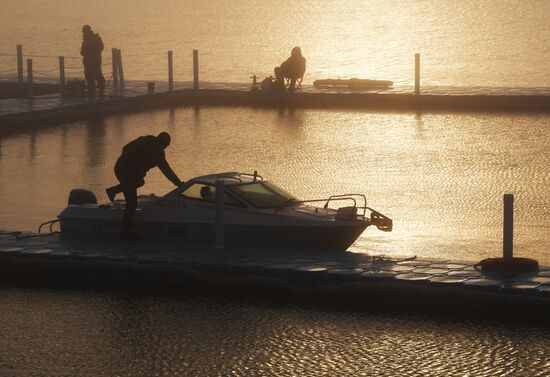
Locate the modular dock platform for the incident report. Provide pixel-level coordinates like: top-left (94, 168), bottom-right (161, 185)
top-left (1, 80), bottom-right (550, 133)
top-left (1, 230), bottom-right (548, 323)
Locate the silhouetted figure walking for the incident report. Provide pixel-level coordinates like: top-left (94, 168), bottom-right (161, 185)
top-left (274, 47), bottom-right (306, 92)
top-left (81, 25), bottom-right (106, 96)
top-left (106, 132), bottom-right (182, 240)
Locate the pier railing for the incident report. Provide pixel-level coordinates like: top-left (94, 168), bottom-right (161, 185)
top-left (0, 44), bottom-right (210, 98)
top-left (1, 44), bottom-right (423, 99)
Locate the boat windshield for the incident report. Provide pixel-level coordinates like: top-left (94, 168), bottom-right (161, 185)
top-left (228, 182), bottom-right (295, 209)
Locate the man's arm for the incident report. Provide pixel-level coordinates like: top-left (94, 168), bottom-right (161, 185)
top-left (158, 159), bottom-right (183, 186)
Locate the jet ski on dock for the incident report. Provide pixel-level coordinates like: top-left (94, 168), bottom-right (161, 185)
top-left (57, 172), bottom-right (392, 251)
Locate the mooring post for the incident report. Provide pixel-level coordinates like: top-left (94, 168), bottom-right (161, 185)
top-left (193, 49), bottom-right (199, 90)
top-left (117, 49), bottom-right (125, 91)
top-left (147, 81), bottom-right (155, 94)
top-left (215, 179), bottom-right (225, 249)
top-left (111, 48), bottom-right (119, 94)
top-left (503, 194), bottom-right (514, 260)
top-left (168, 50), bottom-right (174, 91)
top-left (17, 44), bottom-right (24, 83)
top-left (58, 56), bottom-right (65, 94)
top-left (27, 58), bottom-right (33, 98)
top-left (414, 53), bottom-right (420, 96)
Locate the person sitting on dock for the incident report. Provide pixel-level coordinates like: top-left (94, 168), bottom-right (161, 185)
top-left (274, 47), bottom-right (306, 92)
top-left (80, 25), bottom-right (106, 97)
top-left (105, 132), bottom-right (183, 240)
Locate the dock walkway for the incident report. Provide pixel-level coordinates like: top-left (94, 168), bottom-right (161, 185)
top-left (1, 230), bottom-right (548, 322)
top-left (1, 77), bottom-right (550, 133)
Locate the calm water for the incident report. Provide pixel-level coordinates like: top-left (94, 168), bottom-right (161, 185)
top-left (1, 288), bottom-right (549, 377)
top-left (1, 108), bottom-right (549, 264)
top-left (1, 0), bottom-right (550, 86)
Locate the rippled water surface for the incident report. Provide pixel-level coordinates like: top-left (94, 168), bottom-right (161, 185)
top-left (1, 108), bottom-right (549, 264)
top-left (1, 2), bottom-right (550, 376)
top-left (0, 289), bottom-right (548, 377)
top-left (1, 0), bottom-right (550, 86)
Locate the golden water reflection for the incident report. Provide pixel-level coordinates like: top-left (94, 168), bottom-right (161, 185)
top-left (1, 0), bottom-right (549, 86)
top-left (0, 108), bottom-right (548, 263)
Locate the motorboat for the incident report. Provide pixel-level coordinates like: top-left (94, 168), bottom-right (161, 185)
top-left (57, 172), bottom-right (392, 251)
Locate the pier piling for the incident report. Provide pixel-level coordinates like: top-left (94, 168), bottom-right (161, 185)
top-left (415, 53), bottom-right (420, 96)
top-left (111, 48), bottom-right (119, 93)
top-left (168, 50), bottom-right (174, 91)
top-left (193, 49), bottom-right (199, 90)
top-left (503, 194), bottom-right (514, 260)
top-left (58, 56), bottom-right (65, 94)
top-left (477, 193), bottom-right (538, 273)
top-left (117, 49), bottom-right (125, 91)
top-left (26, 59), bottom-right (33, 98)
top-left (215, 179), bottom-right (225, 249)
top-left (17, 44), bottom-right (23, 83)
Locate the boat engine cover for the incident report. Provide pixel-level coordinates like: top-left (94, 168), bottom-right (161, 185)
top-left (68, 188), bottom-right (97, 205)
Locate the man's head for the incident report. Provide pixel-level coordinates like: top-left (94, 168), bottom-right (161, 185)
top-left (82, 25), bottom-right (92, 35)
top-left (157, 132), bottom-right (171, 148)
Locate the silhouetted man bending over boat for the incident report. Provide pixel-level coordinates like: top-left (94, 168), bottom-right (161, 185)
top-left (106, 132), bottom-right (182, 240)
top-left (81, 24), bottom-right (106, 97)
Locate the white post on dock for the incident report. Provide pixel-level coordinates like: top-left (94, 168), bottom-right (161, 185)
top-left (117, 49), bottom-right (125, 91)
top-left (503, 194), bottom-right (514, 260)
top-left (414, 53), bottom-right (420, 96)
top-left (168, 50), bottom-right (174, 91)
top-left (215, 179), bottom-right (225, 249)
top-left (111, 48), bottom-right (119, 94)
top-left (58, 56), bottom-right (65, 94)
top-left (27, 58), bottom-right (33, 98)
top-left (193, 49), bottom-right (199, 90)
top-left (17, 44), bottom-right (24, 83)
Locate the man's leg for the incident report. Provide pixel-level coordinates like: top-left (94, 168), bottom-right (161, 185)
top-left (84, 66), bottom-right (96, 97)
top-left (106, 184), bottom-right (122, 202)
top-left (107, 159), bottom-right (125, 201)
top-left (121, 186), bottom-right (138, 239)
top-left (96, 65), bottom-right (106, 95)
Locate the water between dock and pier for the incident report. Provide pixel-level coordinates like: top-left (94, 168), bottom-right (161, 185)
top-left (1, 107), bottom-right (549, 265)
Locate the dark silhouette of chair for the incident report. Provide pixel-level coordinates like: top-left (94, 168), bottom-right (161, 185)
top-left (285, 76), bottom-right (304, 90)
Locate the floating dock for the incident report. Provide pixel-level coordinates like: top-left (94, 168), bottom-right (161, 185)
top-left (1, 230), bottom-right (548, 323)
top-left (1, 80), bottom-right (550, 133)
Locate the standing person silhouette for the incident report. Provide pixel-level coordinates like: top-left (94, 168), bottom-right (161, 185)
top-left (80, 25), bottom-right (106, 97)
top-left (106, 132), bottom-right (183, 240)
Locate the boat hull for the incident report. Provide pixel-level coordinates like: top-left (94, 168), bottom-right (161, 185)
top-left (59, 217), bottom-right (368, 251)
